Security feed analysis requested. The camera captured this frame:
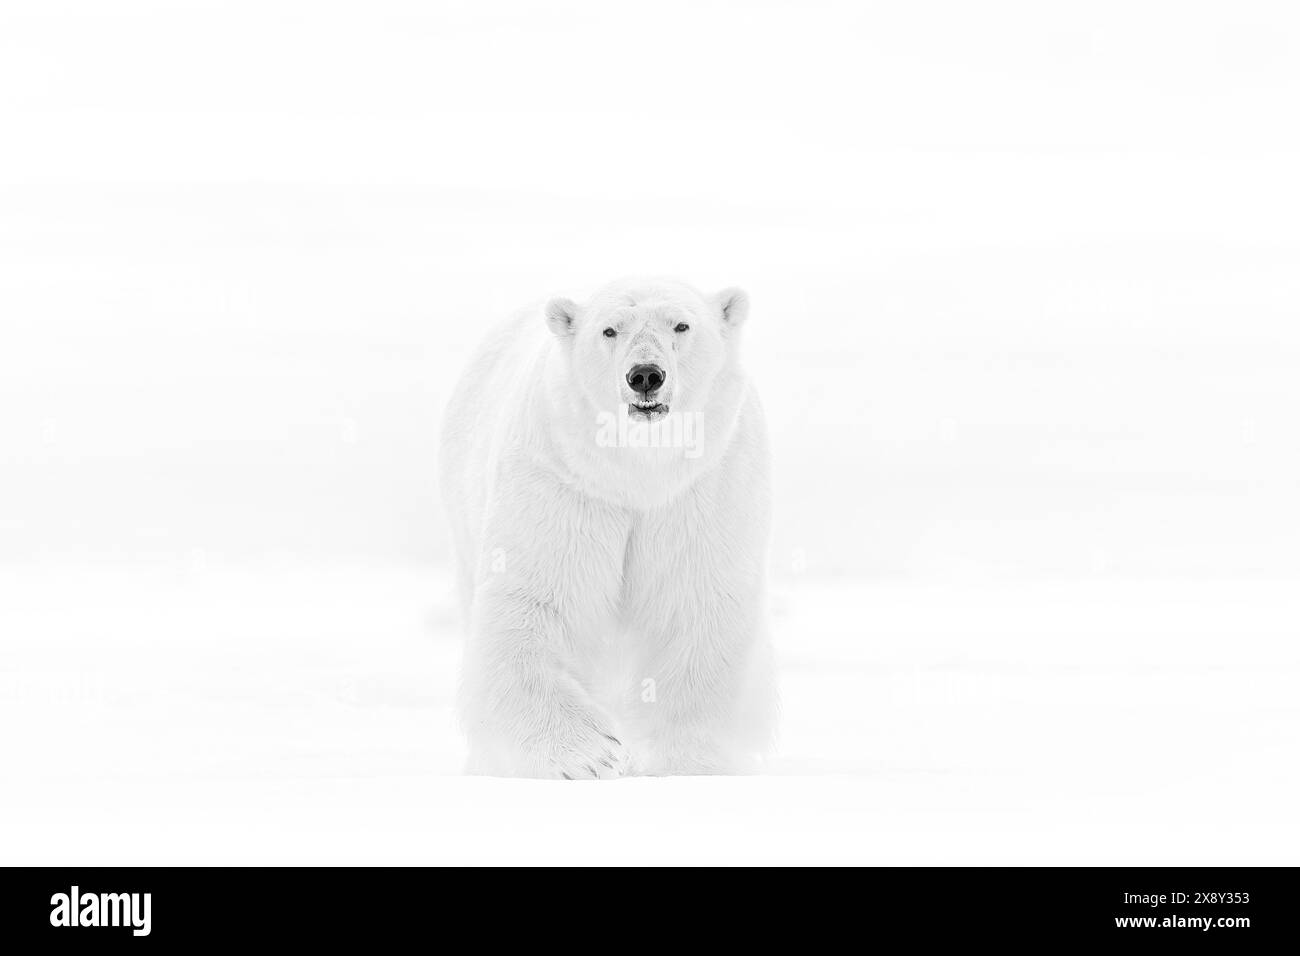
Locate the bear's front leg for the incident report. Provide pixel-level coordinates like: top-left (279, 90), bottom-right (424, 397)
top-left (622, 477), bottom-right (778, 776)
top-left (461, 586), bottom-right (628, 778)
top-left (625, 593), bottom-right (776, 776)
top-left (458, 474), bottom-right (631, 779)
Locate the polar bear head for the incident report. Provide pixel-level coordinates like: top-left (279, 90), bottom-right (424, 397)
top-left (544, 278), bottom-right (750, 425)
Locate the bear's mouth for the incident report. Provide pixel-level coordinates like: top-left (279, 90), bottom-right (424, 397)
top-left (627, 400), bottom-right (668, 422)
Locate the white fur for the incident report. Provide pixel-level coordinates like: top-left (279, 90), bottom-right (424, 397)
top-left (439, 277), bottom-right (775, 778)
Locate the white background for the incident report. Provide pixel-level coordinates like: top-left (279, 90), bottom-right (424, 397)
top-left (2, 0), bottom-right (1298, 863)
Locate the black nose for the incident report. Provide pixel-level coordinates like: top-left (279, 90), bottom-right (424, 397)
top-left (626, 364), bottom-right (665, 395)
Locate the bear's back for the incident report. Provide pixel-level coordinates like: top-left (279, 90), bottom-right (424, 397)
top-left (438, 305), bottom-right (550, 604)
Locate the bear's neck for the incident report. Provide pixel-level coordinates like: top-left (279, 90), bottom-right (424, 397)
top-left (537, 357), bottom-right (748, 512)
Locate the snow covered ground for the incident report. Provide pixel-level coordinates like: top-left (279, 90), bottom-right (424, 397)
top-left (3, 563), bottom-right (1296, 865)
top-left (3, 2), bottom-right (1299, 865)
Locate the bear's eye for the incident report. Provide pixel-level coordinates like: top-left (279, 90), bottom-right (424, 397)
top-left (674, 322), bottom-right (690, 333)
top-left (602, 327), bottom-right (617, 338)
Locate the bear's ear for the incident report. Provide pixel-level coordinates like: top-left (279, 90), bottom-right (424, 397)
top-left (545, 297), bottom-right (579, 337)
top-left (716, 287), bottom-right (750, 329)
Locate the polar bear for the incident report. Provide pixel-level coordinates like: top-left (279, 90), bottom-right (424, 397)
top-left (439, 277), bottom-right (775, 778)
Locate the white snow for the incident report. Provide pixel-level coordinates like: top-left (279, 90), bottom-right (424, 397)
top-left (2, 563), bottom-right (1296, 865)
top-left (2, 1), bottom-right (1299, 864)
